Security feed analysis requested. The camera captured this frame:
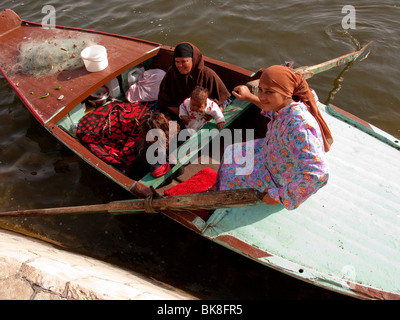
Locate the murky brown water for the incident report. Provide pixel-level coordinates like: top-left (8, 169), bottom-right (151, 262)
top-left (1, 0), bottom-right (399, 299)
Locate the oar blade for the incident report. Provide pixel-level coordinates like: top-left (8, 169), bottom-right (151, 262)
top-left (246, 41), bottom-right (373, 91)
top-left (294, 41), bottom-right (373, 79)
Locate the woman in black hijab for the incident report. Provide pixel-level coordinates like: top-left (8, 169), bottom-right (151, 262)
top-left (158, 42), bottom-right (231, 115)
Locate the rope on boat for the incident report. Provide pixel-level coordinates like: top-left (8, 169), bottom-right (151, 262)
top-left (144, 193), bottom-right (158, 214)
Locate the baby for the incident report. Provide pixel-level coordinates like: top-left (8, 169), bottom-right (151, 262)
top-left (179, 86), bottom-right (226, 132)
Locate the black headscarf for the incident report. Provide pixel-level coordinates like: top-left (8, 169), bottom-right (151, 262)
top-left (173, 43), bottom-right (193, 58)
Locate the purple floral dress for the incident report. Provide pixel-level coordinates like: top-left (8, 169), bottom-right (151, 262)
top-left (216, 101), bottom-right (329, 210)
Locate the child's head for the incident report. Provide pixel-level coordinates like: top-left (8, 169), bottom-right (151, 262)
top-left (138, 111), bottom-right (180, 153)
top-left (190, 86), bottom-right (208, 112)
top-left (139, 111), bottom-right (169, 139)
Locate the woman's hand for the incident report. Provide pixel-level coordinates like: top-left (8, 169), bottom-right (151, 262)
top-left (232, 85), bottom-right (252, 100)
top-left (262, 190), bottom-right (281, 205)
top-left (232, 85), bottom-right (261, 107)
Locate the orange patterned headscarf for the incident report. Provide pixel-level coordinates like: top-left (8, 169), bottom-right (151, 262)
top-left (261, 65), bottom-right (333, 152)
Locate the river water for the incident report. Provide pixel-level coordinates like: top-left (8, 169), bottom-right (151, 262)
top-left (0, 0), bottom-right (399, 299)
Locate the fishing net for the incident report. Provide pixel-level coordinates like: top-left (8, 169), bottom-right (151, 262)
top-left (17, 36), bottom-right (96, 76)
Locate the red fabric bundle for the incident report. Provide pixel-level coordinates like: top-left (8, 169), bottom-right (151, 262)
top-left (76, 102), bottom-right (150, 172)
top-left (163, 168), bottom-right (217, 220)
top-left (151, 163), bottom-right (171, 177)
top-left (163, 168), bottom-right (217, 196)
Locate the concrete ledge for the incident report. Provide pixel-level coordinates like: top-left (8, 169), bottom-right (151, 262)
top-left (0, 229), bottom-right (196, 300)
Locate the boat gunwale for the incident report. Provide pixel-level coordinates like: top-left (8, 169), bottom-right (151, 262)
top-left (325, 104), bottom-right (400, 150)
top-left (211, 233), bottom-right (400, 300)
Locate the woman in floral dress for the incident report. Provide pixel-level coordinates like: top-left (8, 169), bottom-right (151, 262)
top-left (216, 65), bottom-right (333, 210)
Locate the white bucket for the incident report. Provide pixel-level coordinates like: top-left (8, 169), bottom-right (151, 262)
top-left (80, 45), bottom-right (108, 72)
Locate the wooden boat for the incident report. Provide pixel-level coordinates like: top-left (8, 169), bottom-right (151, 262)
top-left (1, 9), bottom-right (400, 300)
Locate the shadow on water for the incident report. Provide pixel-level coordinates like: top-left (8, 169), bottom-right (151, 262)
top-left (323, 41), bottom-right (373, 106)
top-left (325, 61), bottom-right (356, 105)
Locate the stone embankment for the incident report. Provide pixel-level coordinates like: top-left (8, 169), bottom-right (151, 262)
top-left (0, 229), bottom-right (196, 300)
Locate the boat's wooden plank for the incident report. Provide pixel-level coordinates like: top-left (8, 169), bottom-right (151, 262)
top-left (139, 98), bottom-right (253, 189)
top-left (0, 12), bottom-right (161, 126)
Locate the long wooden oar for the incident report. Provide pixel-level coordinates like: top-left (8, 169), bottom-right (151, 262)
top-left (247, 41), bottom-right (373, 91)
top-left (295, 40), bottom-right (372, 79)
top-left (0, 188), bottom-right (265, 217)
